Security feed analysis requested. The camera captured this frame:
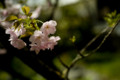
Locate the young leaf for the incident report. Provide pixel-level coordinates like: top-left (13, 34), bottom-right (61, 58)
top-left (104, 10), bottom-right (120, 27)
top-left (20, 32), bottom-right (33, 38)
top-left (22, 6), bottom-right (30, 14)
top-left (70, 36), bottom-right (76, 43)
top-left (5, 15), bottom-right (18, 21)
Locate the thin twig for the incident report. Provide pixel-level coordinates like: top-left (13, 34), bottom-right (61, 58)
top-left (91, 20), bottom-right (120, 53)
top-left (65, 54), bottom-right (83, 80)
top-left (71, 41), bottom-right (85, 58)
top-left (64, 20), bottom-right (120, 80)
top-left (48, 0), bottom-right (59, 20)
top-left (80, 27), bottom-right (109, 54)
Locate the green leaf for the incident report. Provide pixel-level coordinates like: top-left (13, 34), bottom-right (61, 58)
top-left (5, 15), bottom-right (18, 21)
top-left (22, 6), bottom-right (30, 14)
top-left (70, 36), bottom-right (76, 43)
top-left (104, 10), bottom-right (120, 27)
top-left (20, 32), bottom-right (33, 38)
top-left (111, 10), bottom-right (116, 17)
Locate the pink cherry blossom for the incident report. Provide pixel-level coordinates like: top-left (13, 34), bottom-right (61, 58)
top-left (29, 30), bottom-right (47, 44)
top-left (29, 20), bottom-right (60, 54)
top-left (14, 23), bottom-right (26, 36)
top-left (40, 20), bottom-right (57, 35)
top-left (10, 38), bottom-right (26, 49)
top-left (29, 30), bottom-right (47, 53)
top-left (6, 23), bottom-right (26, 37)
top-left (30, 44), bottom-right (41, 54)
top-left (6, 27), bottom-right (18, 40)
top-left (5, 23), bottom-right (26, 49)
top-left (29, 29), bottom-right (60, 53)
top-left (47, 36), bottom-right (61, 50)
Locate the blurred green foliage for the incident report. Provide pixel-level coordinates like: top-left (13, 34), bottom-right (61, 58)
top-left (0, 71), bottom-right (11, 80)
top-left (12, 57), bottom-right (46, 80)
top-left (0, 2), bottom-right (3, 8)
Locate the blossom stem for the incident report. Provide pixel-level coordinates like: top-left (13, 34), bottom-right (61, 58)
top-left (36, 20), bottom-right (44, 24)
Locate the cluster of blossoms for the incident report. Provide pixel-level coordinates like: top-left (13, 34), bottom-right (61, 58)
top-left (29, 20), bottom-right (60, 53)
top-left (6, 20), bottom-right (60, 54)
top-left (4, 6), bottom-right (60, 54)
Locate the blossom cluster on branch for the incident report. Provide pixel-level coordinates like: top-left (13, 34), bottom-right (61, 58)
top-left (3, 6), bottom-right (60, 54)
top-left (29, 20), bottom-right (60, 54)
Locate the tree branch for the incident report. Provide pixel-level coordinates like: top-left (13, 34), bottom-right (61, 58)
top-left (48, 0), bottom-right (59, 20)
top-left (64, 20), bottom-right (120, 80)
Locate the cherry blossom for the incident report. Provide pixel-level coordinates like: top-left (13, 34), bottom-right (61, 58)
top-left (5, 13), bottom-right (60, 53)
top-left (40, 20), bottom-right (57, 35)
top-left (29, 30), bottom-right (47, 53)
top-left (14, 23), bottom-right (26, 36)
top-left (47, 36), bottom-right (61, 50)
top-left (30, 44), bottom-right (41, 54)
top-left (29, 30), bottom-right (46, 44)
top-left (29, 20), bottom-right (60, 54)
top-left (5, 23), bottom-right (26, 49)
top-left (10, 38), bottom-right (26, 49)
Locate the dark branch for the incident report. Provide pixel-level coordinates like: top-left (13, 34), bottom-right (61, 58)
top-left (48, 0), bottom-right (59, 20)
